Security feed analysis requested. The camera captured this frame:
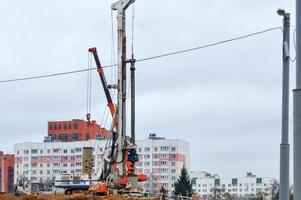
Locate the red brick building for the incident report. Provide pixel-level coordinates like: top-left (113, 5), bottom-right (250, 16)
top-left (48, 119), bottom-right (109, 142)
top-left (0, 152), bottom-right (14, 193)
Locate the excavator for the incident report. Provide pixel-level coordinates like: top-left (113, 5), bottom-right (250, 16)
top-left (87, 47), bottom-right (147, 195)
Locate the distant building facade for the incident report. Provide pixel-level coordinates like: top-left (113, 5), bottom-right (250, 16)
top-left (14, 134), bottom-right (190, 194)
top-left (191, 172), bottom-right (273, 199)
top-left (14, 140), bottom-right (106, 185)
top-left (0, 151), bottom-right (14, 193)
top-left (136, 134), bottom-right (190, 195)
top-left (47, 119), bottom-right (109, 142)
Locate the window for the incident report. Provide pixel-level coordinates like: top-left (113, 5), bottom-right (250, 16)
top-left (144, 155), bottom-right (150, 159)
top-left (54, 124), bottom-right (57, 130)
top-left (171, 147), bottom-right (176, 152)
top-left (47, 149), bottom-right (50, 154)
top-left (214, 179), bottom-right (220, 186)
top-left (62, 156), bottom-right (68, 160)
top-left (170, 154), bottom-right (176, 159)
top-left (75, 155), bottom-right (81, 159)
top-left (76, 162), bottom-right (81, 166)
top-left (74, 123), bottom-right (78, 129)
top-left (31, 156), bottom-right (38, 160)
top-left (24, 157), bottom-right (29, 161)
top-left (53, 163), bottom-right (60, 167)
top-left (256, 178), bottom-right (262, 184)
top-left (58, 124), bottom-right (61, 130)
top-left (71, 133), bottom-right (78, 140)
top-left (171, 169), bottom-right (176, 173)
top-left (40, 164), bottom-right (43, 168)
top-left (24, 150), bottom-right (29, 154)
top-left (64, 124), bottom-right (67, 130)
top-left (75, 148), bottom-right (81, 153)
top-left (138, 148), bottom-right (142, 152)
top-left (68, 124), bottom-right (72, 129)
top-left (160, 161), bottom-right (167, 165)
top-left (59, 134), bottom-right (67, 141)
top-left (47, 164), bottom-right (50, 168)
top-left (17, 151), bottom-right (19, 155)
top-left (63, 149), bottom-right (68, 154)
top-left (53, 156), bottom-right (60, 160)
top-left (232, 178), bottom-right (238, 186)
top-left (47, 170), bottom-right (50, 175)
top-left (31, 163), bottom-right (37, 168)
top-left (63, 163), bottom-right (68, 167)
top-left (53, 149), bottom-right (60, 153)
top-left (171, 162), bottom-right (176, 166)
top-left (40, 150), bottom-right (43, 154)
top-left (49, 124), bottom-right (53, 130)
top-left (161, 168), bottom-right (168, 173)
top-left (144, 162), bottom-right (150, 166)
top-left (86, 133), bottom-right (90, 140)
top-left (154, 147), bottom-right (158, 152)
top-left (144, 147), bottom-right (150, 152)
top-left (160, 146), bottom-right (169, 151)
top-left (40, 171), bottom-right (43, 175)
top-left (31, 149), bottom-right (38, 154)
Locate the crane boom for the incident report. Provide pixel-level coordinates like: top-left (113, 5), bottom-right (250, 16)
top-left (88, 47), bottom-right (117, 128)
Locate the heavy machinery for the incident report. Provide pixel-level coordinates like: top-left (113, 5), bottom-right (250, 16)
top-left (87, 0), bottom-right (147, 195)
top-left (87, 46), bottom-right (146, 195)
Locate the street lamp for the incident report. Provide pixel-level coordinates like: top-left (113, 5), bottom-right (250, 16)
top-left (278, 8), bottom-right (290, 200)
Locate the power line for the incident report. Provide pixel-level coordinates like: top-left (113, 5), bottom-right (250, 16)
top-left (0, 27), bottom-right (281, 84)
top-left (136, 27), bottom-right (282, 62)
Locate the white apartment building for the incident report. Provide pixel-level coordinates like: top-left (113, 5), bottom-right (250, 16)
top-left (191, 172), bottom-right (274, 199)
top-left (136, 134), bottom-right (190, 195)
top-left (14, 139), bottom-right (106, 184)
top-left (14, 134), bottom-right (190, 194)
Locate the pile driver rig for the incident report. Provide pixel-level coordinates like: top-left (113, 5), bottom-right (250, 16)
top-left (87, 0), bottom-right (147, 195)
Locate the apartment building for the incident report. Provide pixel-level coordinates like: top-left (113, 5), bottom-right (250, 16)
top-left (47, 119), bottom-right (109, 142)
top-left (191, 172), bottom-right (274, 199)
top-left (0, 151), bottom-right (14, 193)
top-left (136, 134), bottom-right (190, 195)
top-left (14, 134), bottom-right (190, 194)
top-left (14, 140), bottom-right (106, 185)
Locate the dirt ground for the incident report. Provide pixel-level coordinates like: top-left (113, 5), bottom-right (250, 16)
top-left (0, 194), bottom-right (147, 200)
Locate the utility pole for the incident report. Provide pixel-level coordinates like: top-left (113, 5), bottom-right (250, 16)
top-left (295, 0), bottom-right (301, 199)
top-left (111, 0), bottom-right (135, 176)
top-left (278, 9), bottom-right (290, 200)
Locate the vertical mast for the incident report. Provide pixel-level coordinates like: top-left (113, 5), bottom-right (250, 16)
top-left (294, 0), bottom-right (301, 199)
top-left (112, 0), bottom-right (135, 176)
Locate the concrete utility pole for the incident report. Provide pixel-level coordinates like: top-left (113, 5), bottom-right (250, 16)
top-left (295, 0), bottom-right (301, 199)
top-left (278, 9), bottom-right (290, 200)
top-left (111, 0), bottom-right (135, 176)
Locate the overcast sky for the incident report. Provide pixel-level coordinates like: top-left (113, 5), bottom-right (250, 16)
top-left (0, 0), bottom-right (297, 180)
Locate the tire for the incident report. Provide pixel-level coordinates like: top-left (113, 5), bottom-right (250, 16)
top-left (65, 189), bottom-right (73, 195)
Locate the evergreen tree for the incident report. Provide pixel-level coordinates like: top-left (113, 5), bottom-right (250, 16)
top-left (174, 166), bottom-right (193, 197)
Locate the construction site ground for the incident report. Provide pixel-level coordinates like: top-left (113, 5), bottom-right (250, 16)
top-left (0, 194), bottom-right (159, 200)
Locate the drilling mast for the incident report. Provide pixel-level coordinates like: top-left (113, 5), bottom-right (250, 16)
top-left (112, 0), bottom-right (135, 176)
